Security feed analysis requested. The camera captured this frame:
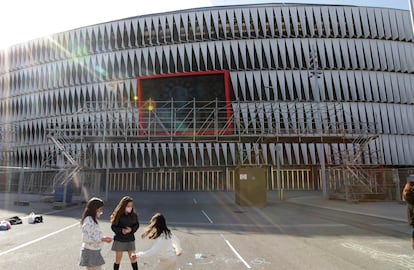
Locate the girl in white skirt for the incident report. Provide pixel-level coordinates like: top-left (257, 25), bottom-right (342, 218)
top-left (79, 197), bottom-right (112, 270)
top-left (134, 213), bottom-right (182, 270)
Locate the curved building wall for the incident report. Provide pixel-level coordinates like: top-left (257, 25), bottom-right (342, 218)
top-left (0, 4), bottom-right (413, 170)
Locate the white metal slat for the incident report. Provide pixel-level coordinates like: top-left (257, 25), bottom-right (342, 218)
top-left (379, 104), bottom-right (390, 133)
top-left (303, 102), bottom-right (313, 132)
top-left (355, 40), bottom-right (366, 69)
top-left (397, 74), bottom-right (408, 104)
top-left (324, 71), bottom-right (334, 101)
top-left (407, 106), bottom-right (414, 133)
top-left (362, 72), bottom-right (372, 101)
top-left (265, 8), bottom-right (275, 37)
top-left (300, 143), bottom-right (309, 165)
top-left (296, 102), bottom-right (305, 132)
top-left (277, 72), bottom-right (287, 100)
top-left (246, 40), bottom-right (256, 69)
top-left (374, 9), bottom-right (385, 38)
top-left (270, 40), bottom-right (280, 69)
top-left (321, 7), bottom-right (331, 37)
top-left (390, 136), bottom-right (401, 165)
top-left (381, 135), bottom-right (391, 164)
top-left (369, 73), bottom-right (380, 102)
top-left (222, 143), bottom-right (228, 165)
top-left (398, 43), bottom-right (408, 73)
top-left (278, 40), bottom-right (287, 68)
top-left (390, 42), bottom-right (401, 71)
top-left (261, 71), bottom-right (270, 100)
top-left (297, 7), bottom-right (308, 37)
top-left (359, 8), bottom-right (370, 38)
top-left (253, 71), bottom-right (263, 100)
top-left (389, 10), bottom-right (400, 40)
top-left (330, 72), bottom-right (341, 101)
top-left (400, 105), bottom-right (410, 134)
top-left (403, 11), bottom-right (414, 41)
top-left (285, 72), bottom-right (295, 101)
top-left (362, 40), bottom-right (373, 70)
top-left (248, 103), bottom-right (258, 132)
top-left (206, 143), bottom-right (212, 166)
top-left (273, 103), bottom-right (281, 132)
top-left (255, 102), bottom-right (266, 134)
top-left (245, 72), bottom-right (255, 100)
top-left (336, 7), bottom-right (347, 37)
top-left (285, 38), bottom-right (298, 69)
top-left (371, 103), bottom-right (382, 133)
top-left (313, 7), bottom-right (323, 37)
top-left (342, 103), bottom-right (352, 132)
top-left (381, 9), bottom-right (392, 40)
top-left (300, 70), bottom-right (310, 100)
top-left (235, 9), bottom-right (243, 37)
top-left (392, 105), bottom-right (404, 134)
top-left (293, 72), bottom-right (302, 100)
top-left (369, 41), bottom-right (380, 70)
top-left (348, 71), bottom-right (358, 101)
top-left (384, 42), bottom-right (395, 72)
top-left (223, 10), bottom-right (234, 38)
top-left (367, 8), bottom-right (378, 38)
top-left (406, 75), bottom-right (414, 104)
top-left (328, 7), bottom-right (339, 37)
top-left (229, 143), bottom-right (236, 165)
top-left (292, 144), bottom-right (300, 165)
top-left (264, 102), bottom-right (273, 133)
top-left (327, 103), bottom-right (337, 132)
top-left (304, 7), bottom-right (315, 36)
top-left (351, 8), bottom-right (363, 37)
top-left (284, 143), bottom-right (292, 165)
top-left (402, 136), bottom-right (412, 165)
top-left (357, 103), bottom-right (368, 131)
top-left (254, 40), bottom-right (263, 69)
top-left (262, 40), bottom-right (272, 71)
top-left (390, 73), bottom-right (401, 103)
top-left (258, 8), bottom-right (267, 37)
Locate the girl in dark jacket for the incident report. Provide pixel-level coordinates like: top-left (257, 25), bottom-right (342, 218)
top-left (110, 196), bottom-right (139, 270)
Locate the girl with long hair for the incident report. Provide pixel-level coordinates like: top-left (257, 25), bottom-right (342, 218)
top-left (135, 213), bottom-right (182, 270)
top-left (110, 196), bottom-right (140, 270)
top-left (79, 197), bottom-right (112, 270)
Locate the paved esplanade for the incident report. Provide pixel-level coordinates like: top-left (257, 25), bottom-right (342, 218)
top-left (0, 192), bottom-right (412, 270)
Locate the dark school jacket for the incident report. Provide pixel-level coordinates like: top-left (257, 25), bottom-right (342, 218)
top-left (111, 213), bottom-right (139, 242)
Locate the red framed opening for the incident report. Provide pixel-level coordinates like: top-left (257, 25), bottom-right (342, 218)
top-left (136, 70), bottom-right (232, 137)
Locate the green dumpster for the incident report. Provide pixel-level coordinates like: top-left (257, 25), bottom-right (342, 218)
top-left (235, 166), bottom-right (267, 206)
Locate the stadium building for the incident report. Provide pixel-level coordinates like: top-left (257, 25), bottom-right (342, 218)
top-left (0, 3), bottom-right (413, 200)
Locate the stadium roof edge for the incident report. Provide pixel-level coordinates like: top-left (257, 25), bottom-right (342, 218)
top-left (1, 3), bottom-right (409, 51)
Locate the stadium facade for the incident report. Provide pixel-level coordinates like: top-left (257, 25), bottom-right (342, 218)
top-left (0, 4), bottom-right (413, 194)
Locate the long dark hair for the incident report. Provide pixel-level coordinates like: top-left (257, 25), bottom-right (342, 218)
top-left (81, 197), bottom-right (104, 225)
top-left (141, 213), bottom-right (171, 239)
top-left (110, 196), bottom-right (137, 225)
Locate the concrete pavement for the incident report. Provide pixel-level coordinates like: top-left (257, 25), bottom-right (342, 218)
top-left (283, 191), bottom-right (407, 223)
top-left (0, 190), bottom-right (409, 224)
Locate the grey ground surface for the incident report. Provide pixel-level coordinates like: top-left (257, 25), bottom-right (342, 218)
top-left (0, 191), bottom-right (413, 270)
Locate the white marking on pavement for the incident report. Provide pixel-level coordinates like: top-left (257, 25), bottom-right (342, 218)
top-left (0, 222), bottom-right (79, 257)
top-left (221, 234), bottom-right (251, 269)
top-left (193, 198), bottom-right (198, 204)
top-left (341, 241), bottom-right (414, 269)
top-left (201, 210), bottom-right (213, 224)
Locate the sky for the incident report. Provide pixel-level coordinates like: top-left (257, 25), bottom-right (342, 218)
top-left (0, 0), bottom-right (410, 49)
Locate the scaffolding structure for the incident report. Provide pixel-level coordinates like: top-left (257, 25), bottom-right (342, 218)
top-left (44, 98), bottom-right (383, 200)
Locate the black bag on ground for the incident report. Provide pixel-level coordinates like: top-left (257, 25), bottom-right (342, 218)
top-left (6, 216), bottom-right (23, 225)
